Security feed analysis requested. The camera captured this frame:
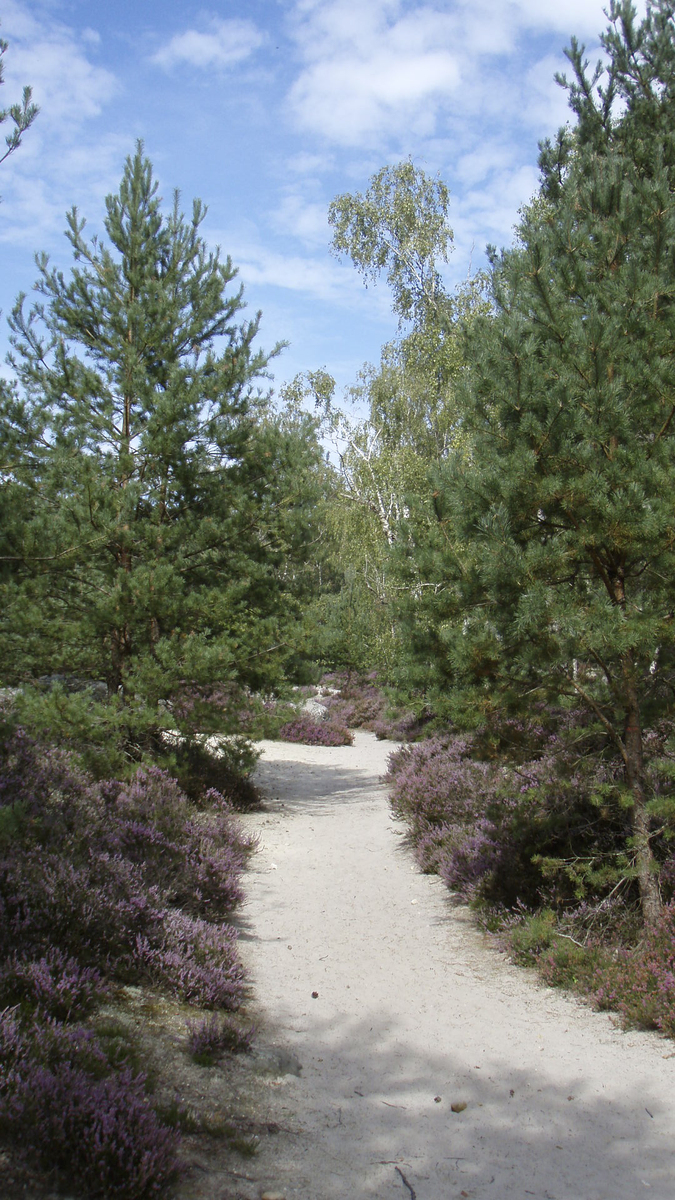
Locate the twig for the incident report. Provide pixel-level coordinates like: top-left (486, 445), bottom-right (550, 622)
top-left (395, 1166), bottom-right (417, 1199)
top-left (555, 931), bottom-right (586, 949)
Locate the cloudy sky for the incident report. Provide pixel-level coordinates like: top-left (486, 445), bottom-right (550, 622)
top-left (0, 0), bottom-right (638, 397)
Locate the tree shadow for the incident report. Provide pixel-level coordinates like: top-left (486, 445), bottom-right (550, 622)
top-left (256, 1007), bottom-right (672, 1199)
top-left (253, 756), bottom-right (390, 814)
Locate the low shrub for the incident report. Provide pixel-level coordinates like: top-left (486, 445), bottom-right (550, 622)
top-left (171, 737), bottom-right (261, 810)
top-left (0, 1009), bottom-right (180, 1199)
top-left (385, 716), bottom-right (641, 911)
top-left (319, 672), bottom-right (417, 740)
top-left (0, 723), bottom-right (255, 1195)
top-left (278, 715), bottom-right (353, 746)
top-left (588, 903), bottom-right (675, 1035)
top-left (386, 706), bottom-right (675, 1038)
top-left (186, 1013), bottom-right (254, 1065)
top-left (0, 950), bottom-right (107, 1019)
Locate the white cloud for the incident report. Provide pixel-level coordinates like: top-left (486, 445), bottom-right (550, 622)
top-left (288, 4), bottom-right (463, 145)
top-left (508, 0), bottom-right (646, 35)
top-left (272, 195), bottom-right (331, 248)
top-left (2, 9), bottom-right (116, 128)
top-left (235, 244), bottom-right (358, 304)
top-left (455, 142), bottom-right (518, 189)
top-left (0, 3), bottom-right (121, 251)
top-left (524, 52), bottom-right (581, 132)
top-left (456, 0), bottom-right (646, 39)
top-left (210, 217), bottom-right (390, 316)
top-left (152, 17), bottom-right (264, 71)
top-left (286, 150), bottom-right (336, 175)
top-left (284, 0), bottom-right (649, 148)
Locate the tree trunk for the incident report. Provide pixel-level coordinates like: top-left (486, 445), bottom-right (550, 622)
top-left (623, 672), bottom-right (661, 924)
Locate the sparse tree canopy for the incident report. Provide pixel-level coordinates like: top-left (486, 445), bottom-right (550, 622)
top-left (328, 158), bottom-right (452, 327)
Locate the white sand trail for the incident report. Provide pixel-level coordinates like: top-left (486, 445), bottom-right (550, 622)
top-left (237, 730), bottom-right (674, 1200)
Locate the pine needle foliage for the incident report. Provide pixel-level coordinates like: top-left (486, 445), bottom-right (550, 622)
top-left (403, 0), bottom-right (675, 920)
top-left (0, 144), bottom-right (323, 769)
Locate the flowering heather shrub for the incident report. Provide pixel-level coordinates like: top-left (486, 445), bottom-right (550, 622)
top-left (588, 903), bottom-right (675, 1035)
top-left (278, 715), bottom-right (353, 746)
top-left (371, 711), bottom-right (421, 741)
top-left (135, 910), bottom-right (245, 1009)
top-left (0, 728), bottom-right (252, 997)
top-left (105, 766), bottom-right (254, 916)
top-left (0, 849), bottom-right (166, 967)
top-left (320, 673), bottom-right (386, 729)
top-left (385, 736), bottom-right (513, 898)
top-left (0, 950), bottom-right (107, 1019)
top-left (186, 1013), bottom-right (254, 1064)
top-left (0, 724), bottom-right (256, 1194)
top-left (3, 1063), bottom-right (180, 1198)
top-left (0, 1010), bottom-right (180, 1198)
top-left (385, 719), bottom-right (643, 910)
top-left (317, 672), bottom-right (420, 741)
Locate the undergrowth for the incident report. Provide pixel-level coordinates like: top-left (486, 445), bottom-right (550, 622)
top-left (0, 717), bottom-right (256, 1198)
top-left (384, 708), bottom-right (675, 1038)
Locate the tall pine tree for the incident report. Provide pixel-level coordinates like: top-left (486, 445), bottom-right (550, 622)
top-left (1, 144), bottom-right (322, 765)
top-left (408, 0), bottom-right (675, 921)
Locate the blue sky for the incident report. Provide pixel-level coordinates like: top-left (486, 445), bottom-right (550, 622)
top-left (0, 0), bottom-right (642, 399)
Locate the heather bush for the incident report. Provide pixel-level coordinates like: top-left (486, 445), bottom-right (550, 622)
top-left (386, 706), bottom-right (675, 1037)
top-left (278, 714), bottom-right (354, 746)
top-left (318, 671), bottom-right (417, 739)
top-left (103, 766), bottom-right (254, 916)
top-left (586, 904), bottom-right (675, 1035)
top-left (371, 710), bottom-right (421, 741)
top-left (498, 898), bottom-right (675, 1036)
top-left (4, 1065), bottom-right (180, 1198)
top-left (0, 724), bottom-right (255, 1194)
top-left (0, 732), bottom-right (253, 1003)
top-left (135, 910), bottom-right (245, 1009)
top-left (385, 714), bottom-right (651, 910)
top-left (186, 1013), bottom-right (254, 1065)
top-left (0, 1009), bottom-right (180, 1198)
top-left (0, 950), bottom-right (107, 1019)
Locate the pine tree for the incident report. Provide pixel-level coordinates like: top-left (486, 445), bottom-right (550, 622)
top-left (411, 0), bottom-right (675, 921)
top-left (1, 144), bottom-right (322, 766)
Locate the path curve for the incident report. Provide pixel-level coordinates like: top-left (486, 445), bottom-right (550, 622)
top-left (238, 730), bottom-right (674, 1200)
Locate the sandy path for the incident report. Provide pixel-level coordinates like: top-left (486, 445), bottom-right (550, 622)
top-left (237, 731), bottom-right (674, 1200)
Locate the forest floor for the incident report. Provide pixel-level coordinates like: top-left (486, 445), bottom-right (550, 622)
top-left (217, 729), bottom-right (675, 1200)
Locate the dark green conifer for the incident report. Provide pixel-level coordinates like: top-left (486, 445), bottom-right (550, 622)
top-left (407, 0), bottom-right (675, 920)
top-left (1, 144), bottom-right (322, 767)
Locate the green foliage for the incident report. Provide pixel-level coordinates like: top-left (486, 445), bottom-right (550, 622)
top-left (506, 910), bottom-right (557, 965)
top-left (329, 158), bottom-right (452, 326)
top-left (305, 165), bottom-right (485, 679)
top-left (398, 0), bottom-right (675, 919)
top-left (0, 144), bottom-right (326, 768)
